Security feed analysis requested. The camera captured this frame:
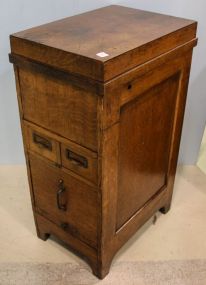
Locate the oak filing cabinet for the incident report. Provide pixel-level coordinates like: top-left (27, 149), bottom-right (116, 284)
top-left (9, 5), bottom-right (197, 279)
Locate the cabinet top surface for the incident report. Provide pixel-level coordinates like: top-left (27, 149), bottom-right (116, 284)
top-left (11, 5), bottom-right (196, 61)
top-left (10, 5), bottom-right (197, 81)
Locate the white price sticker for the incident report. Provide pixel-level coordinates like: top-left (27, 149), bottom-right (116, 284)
top-left (96, 52), bottom-right (109, 58)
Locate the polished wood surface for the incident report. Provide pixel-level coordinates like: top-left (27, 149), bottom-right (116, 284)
top-left (26, 125), bottom-right (61, 164)
top-left (24, 121), bottom-right (98, 184)
top-left (98, 49), bottom-right (195, 277)
top-left (10, 5), bottom-right (197, 279)
top-left (10, 5), bottom-right (197, 81)
top-left (61, 142), bottom-right (98, 184)
top-left (19, 68), bottom-right (98, 151)
top-left (30, 153), bottom-right (98, 248)
top-left (35, 213), bottom-right (98, 273)
top-left (117, 74), bottom-right (179, 229)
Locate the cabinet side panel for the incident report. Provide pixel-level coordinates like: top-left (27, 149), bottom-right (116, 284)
top-left (116, 74), bottom-right (180, 229)
top-left (12, 66), bottom-right (42, 236)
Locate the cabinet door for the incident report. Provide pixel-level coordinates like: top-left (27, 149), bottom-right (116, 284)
top-left (29, 154), bottom-right (98, 248)
top-left (116, 74), bottom-right (179, 229)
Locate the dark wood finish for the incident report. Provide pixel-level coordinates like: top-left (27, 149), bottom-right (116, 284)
top-left (19, 67), bottom-right (98, 151)
top-left (99, 49), bottom-right (195, 278)
top-left (117, 74), bottom-right (179, 229)
top-left (10, 5), bottom-right (197, 279)
top-left (61, 142), bottom-right (98, 184)
top-left (35, 213), bottom-right (98, 274)
top-left (9, 53), bottom-right (104, 95)
top-left (10, 5), bottom-right (196, 81)
top-left (24, 120), bottom-right (98, 184)
top-left (26, 124), bottom-right (61, 164)
top-left (29, 154), bottom-right (98, 248)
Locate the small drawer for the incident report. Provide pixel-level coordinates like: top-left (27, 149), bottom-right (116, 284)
top-left (61, 142), bottom-right (98, 184)
top-left (26, 126), bottom-right (60, 164)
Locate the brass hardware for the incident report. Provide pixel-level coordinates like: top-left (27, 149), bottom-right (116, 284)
top-left (60, 222), bottom-right (78, 235)
top-left (66, 149), bottom-right (88, 168)
top-left (57, 179), bottom-right (67, 211)
top-left (61, 222), bottom-right (68, 230)
top-left (33, 132), bottom-right (52, 151)
top-left (128, 83), bottom-right (132, 90)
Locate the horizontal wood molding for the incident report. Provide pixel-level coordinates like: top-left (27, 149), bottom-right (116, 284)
top-left (9, 53), bottom-right (104, 95)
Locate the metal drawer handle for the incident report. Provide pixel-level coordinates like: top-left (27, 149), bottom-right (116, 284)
top-left (57, 179), bottom-right (67, 211)
top-left (60, 222), bottom-right (78, 236)
top-left (33, 132), bottom-right (52, 151)
top-left (66, 149), bottom-right (88, 168)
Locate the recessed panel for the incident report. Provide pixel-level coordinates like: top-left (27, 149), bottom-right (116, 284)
top-left (116, 74), bottom-right (180, 229)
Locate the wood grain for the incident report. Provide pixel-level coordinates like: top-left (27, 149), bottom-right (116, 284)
top-left (116, 74), bottom-right (180, 229)
top-left (10, 5), bottom-right (197, 81)
top-left (29, 153), bottom-right (98, 248)
top-left (35, 213), bottom-right (98, 274)
top-left (19, 68), bottom-right (98, 151)
top-left (61, 142), bottom-right (98, 184)
top-left (10, 5), bottom-right (197, 279)
top-left (26, 125), bottom-right (61, 165)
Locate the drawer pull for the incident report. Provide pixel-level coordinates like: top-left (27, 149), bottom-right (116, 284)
top-left (66, 149), bottom-right (88, 168)
top-left (61, 223), bottom-right (69, 231)
top-left (33, 132), bottom-right (52, 151)
top-left (57, 179), bottom-right (67, 211)
top-left (60, 223), bottom-right (78, 235)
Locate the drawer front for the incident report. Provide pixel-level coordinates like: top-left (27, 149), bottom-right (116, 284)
top-left (26, 125), bottom-right (60, 164)
top-left (29, 154), bottom-right (98, 247)
top-left (61, 141), bottom-right (98, 184)
top-left (19, 68), bottom-right (98, 151)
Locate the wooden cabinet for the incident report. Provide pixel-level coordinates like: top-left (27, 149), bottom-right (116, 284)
top-left (9, 5), bottom-right (197, 279)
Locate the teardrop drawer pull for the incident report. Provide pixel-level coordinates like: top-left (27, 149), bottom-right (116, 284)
top-left (57, 179), bottom-right (67, 211)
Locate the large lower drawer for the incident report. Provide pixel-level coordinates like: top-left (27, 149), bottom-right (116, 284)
top-left (29, 154), bottom-right (98, 248)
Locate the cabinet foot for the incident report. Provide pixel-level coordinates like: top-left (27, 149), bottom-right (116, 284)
top-left (92, 265), bottom-right (110, 280)
top-left (159, 202), bottom-right (171, 214)
top-left (37, 228), bottom-right (50, 241)
top-left (91, 256), bottom-right (113, 279)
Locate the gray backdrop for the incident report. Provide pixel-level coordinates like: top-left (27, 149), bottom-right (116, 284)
top-left (0, 0), bottom-right (205, 164)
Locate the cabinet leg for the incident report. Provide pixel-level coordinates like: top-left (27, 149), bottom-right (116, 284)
top-left (34, 213), bottom-right (50, 241)
top-left (159, 201), bottom-right (171, 214)
top-left (91, 255), bottom-right (113, 279)
top-left (92, 264), bottom-right (111, 280)
top-left (36, 221), bottom-right (50, 241)
top-left (37, 229), bottom-right (50, 241)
